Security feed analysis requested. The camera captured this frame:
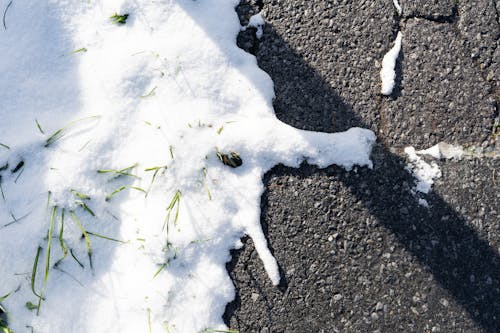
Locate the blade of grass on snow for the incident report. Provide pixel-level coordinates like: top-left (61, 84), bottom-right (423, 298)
top-left (30, 246), bottom-right (44, 315)
top-left (70, 189), bottom-right (90, 200)
top-left (35, 119), bottom-right (44, 134)
top-left (75, 200), bottom-right (95, 217)
top-left (97, 163), bottom-right (139, 179)
top-left (44, 206), bottom-right (57, 284)
top-left (163, 190), bottom-right (181, 231)
top-left (55, 209), bottom-right (68, 267)
top-left (69, 211), bottom-right (92, 270)
top-left (105, 186), bottom-right (126, 201)
top-left (70, 249), bottom-right (84, 269)
top-left (44, 115), bottom-right (100, 147)
top-left (87, 231), bottom-right (127, 243)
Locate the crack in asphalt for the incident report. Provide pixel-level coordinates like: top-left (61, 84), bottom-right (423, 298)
top-left (402, 3), bottom-right (459, 24)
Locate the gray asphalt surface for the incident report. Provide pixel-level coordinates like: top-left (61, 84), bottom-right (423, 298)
top-left (225, 0), bottom-right (500, 332)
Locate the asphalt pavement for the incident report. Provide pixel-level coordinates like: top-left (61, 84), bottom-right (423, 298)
top-left (224, 1), bottom-right (500, 332)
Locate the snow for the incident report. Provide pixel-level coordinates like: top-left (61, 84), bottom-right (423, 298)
top-left (380, 31), bottom-right (402, 96)
top-left (392, 0), bottom-right (402, 15)
top-left (418, 198), bottom-right (429, 208)
top-left (247, 13), bottom-right (265, 39)
top-left (404, 147), bottom-right (442, 194)
top-left (0, 1), bottom-right (375, 332)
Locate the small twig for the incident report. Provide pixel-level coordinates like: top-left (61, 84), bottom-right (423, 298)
top-left (3, 0), bottom-right (13, 30)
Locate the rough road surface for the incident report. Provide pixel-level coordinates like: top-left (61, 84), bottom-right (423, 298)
top-left (225, 1), bottom-right (500, 332)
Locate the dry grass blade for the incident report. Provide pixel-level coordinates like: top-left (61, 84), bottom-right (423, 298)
top-left (147, 308), bottom-right (152, 333)
top-left (202, 168), bottom-right (212, 200)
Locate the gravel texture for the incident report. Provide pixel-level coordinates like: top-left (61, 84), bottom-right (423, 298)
top-left (225, 152), bottom-right (500, 332)
top-left (458, 0), bottom-right (500, 90)
top-left (400, 0), bottom-right (457, 19)
top-left (238, 0), bottom-right (396, 133)
top-left (226, 0), bottom-right (500, 332)
top-left (381, 18), bottom-right (496, 148)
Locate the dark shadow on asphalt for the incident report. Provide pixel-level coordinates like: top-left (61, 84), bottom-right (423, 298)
top-left (221, 8), bottom-right (500, 333)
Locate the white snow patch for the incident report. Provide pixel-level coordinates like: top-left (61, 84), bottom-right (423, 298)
top-left (380, 32), bottom-right (402, 95)
top-left (404, 147), bottom-right (442, 194)
top-left (393, 0), bottom-right (402, 15)
top-left (246, 13), bottom-right (265, 39)
top-left (418, 198), bottom-right (429, 208)
top-left (0, 1), bottom-right (375, 332)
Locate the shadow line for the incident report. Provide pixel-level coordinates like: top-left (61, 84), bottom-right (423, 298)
top-left (177, 1), bottom-right (500, 331)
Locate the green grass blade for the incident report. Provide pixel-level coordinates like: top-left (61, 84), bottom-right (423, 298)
top-left (30, 246), bottom-right (43, 298)
top-left (70, 249), bottom-right (84, 269)
top-left (153, 262), bottom-right (168, 279)
top-left (0, 143), bottom-right (9, 150)
top-left (87, 231), bottom-right (127, 243)
top-left (140, 86), bottom-right (157, 98)
top-left (35, 119), bottom-right (44, 134)
top-left (44, 206), bottom-right (57, 284)
top-left (44, 115), bottom-right (101, 147)
top-left (97, 163), bottom-right (139, 179)
top-left (147, 308), bottom-right (152, 333)
top-left (169, 145), bottom-right (174, 159)
top-left (163, 190), bottom-right (181, 231)
top-left (46, 191), bottom-right (52, 211)
top-left (75, 200), bottom-right (95, 217)
top-left (69, 211), bottom-right (92, 270)
top-left (110, 13), bottom-right (129, 25)
top-left (55, 209), bottom-right (68, 266)
top-left (71, 47), bottom-right (87, 54)
top-left (0, 291), bottom-right (12, 302)
top-left (131, 186), bottom-right (147, 194)
top-left (105, 186), bottom-right (126, 201)
top-left (70, 189), bottom-right (90, 200)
